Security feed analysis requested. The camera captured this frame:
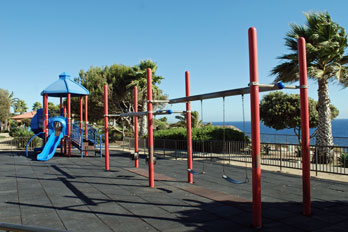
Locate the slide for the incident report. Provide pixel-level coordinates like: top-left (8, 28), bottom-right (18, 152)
top-left (37, 132), bottom-right (63, 161)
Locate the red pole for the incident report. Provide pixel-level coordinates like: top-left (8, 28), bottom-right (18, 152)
top-left (64, 104), bottom-right (67, 156)
top-left (85, 95), bottom-right (88, 156)
top-left (147, 68), bottom-right (154, 188)
top-left (104, 85), bottom-right (109, 171)
top-left (248, 27), bottom-right (262, 228)
top-left (134, 86), bottom-right (139, 168)
top-left (42, 95), bottom-right (46, 142)
top-left (80, 97), bottom-right (83, 131)
top-left (60, 97), bottom-right (63, 154)
top-left (67, 93), bottom-right (71, 157)
top-left (45, 94), bottom-right (49, 140)
top-left (298, 37), bottom-right (311, 216)
top-left (186, 71), bottom-right (193, 184)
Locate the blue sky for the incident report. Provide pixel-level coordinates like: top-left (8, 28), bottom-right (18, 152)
top-left (1, 0), bottom-right (348, 122)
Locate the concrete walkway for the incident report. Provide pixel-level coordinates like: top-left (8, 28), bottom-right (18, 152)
top-left (0, 150), bottom-right (348, 231)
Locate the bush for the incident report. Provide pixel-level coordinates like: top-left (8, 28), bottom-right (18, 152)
top-left (154, 125), bottom-right (249, 142)
top-left (339, 153), bottom-right (348, 168)
top-left (9, 127), bottom-right (42, 149)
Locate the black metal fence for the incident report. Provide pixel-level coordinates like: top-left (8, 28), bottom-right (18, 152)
top-left (2, 135), bottom-right (348, 176)
top-left (122, 137), bottom-right (348, 176)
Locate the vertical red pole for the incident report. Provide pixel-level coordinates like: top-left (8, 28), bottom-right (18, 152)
top-left (298, 37), bottom-right (311, 216)
top-left (85, 95), bottom-right (88, 156)
top-left (147, 68), bottom-right (154, 188)
top-left (42, 95), bottom-right (46, 142)
top-left (45, 94), bottom-right (49, 140)
top-left (79, 96), bottom-right (84, 157)
top-left (60, 97), bottom-right (63, 154)
top-left (64, 104), bottom-right (67, 156)
top-left (67, 93), bottom-right (71, 157)
top-left (134, 86), bottom-right (139, 168)
top-left (186, 71), bottom-right (193, 184)
top-left (248, 27), bottom-right (262, 228)
top-left (80, 97), bottom-right (83, 130)
top-left (104, 85), bottom-right (109, 171)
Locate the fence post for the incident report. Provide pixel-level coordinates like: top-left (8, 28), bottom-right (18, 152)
top-left (280, 144), bottom-right (282, 172)
top-left (129, 138), bottom-right (131, 152)
top-left (315, 146), bottom-right (318, 176)
top-left (163, 139), bottom-right (166, 158)
top-left (175, 140), bottom-right (177, 160)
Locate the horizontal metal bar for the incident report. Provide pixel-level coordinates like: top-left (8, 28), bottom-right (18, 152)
top-left (148, 100), bottom-right (170, 103)
top-left (0, 222), bottom-right (70, 232)
top-left (168, 83), bottom-right (299, 104)
top-left (105, 110), bottom-right (184, 117)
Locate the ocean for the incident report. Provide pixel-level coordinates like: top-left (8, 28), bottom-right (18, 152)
top-left (212, 119), bottom-right (348, 146)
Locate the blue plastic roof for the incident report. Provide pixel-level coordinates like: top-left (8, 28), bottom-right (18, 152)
top-left (41, 72), bottom-right (89, 97)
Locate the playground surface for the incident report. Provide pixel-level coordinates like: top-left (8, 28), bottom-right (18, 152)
top-left (1, 150), bottom-right (348, 232)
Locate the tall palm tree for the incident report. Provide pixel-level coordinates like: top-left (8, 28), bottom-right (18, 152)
top-left (127, 60), bottom-right (165, 136)
top-left (271, 11), bottom-right (348, 163)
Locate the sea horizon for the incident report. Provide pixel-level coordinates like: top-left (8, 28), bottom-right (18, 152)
top-left (211, 119), bottom-right (348, 146)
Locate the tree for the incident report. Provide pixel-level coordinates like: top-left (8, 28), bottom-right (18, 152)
top-left (154, 117), bottom-right (169, 130)
top-left (32, 102), bottom-right (42, 111)
top-left (127, 60), bottom-right (166, 136)
top-left (271, 11), bottom-right (348, 163)
top-left (174, 111), bottom-right (203, 128)
top-left (75, 60), bottom-right (167, 137)
top-left (0, 88), bottom-right (11, 132)
top-left (260, 92), bottom-right (338, 144)
top-left (13, 99), bottom-right (28, 114)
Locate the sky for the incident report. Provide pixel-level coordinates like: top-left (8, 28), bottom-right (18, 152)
top-left (1, 0), bottom-right (348, 122)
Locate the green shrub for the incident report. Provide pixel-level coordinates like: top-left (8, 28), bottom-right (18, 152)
top-left (154, 125), bottom-right (249, 142)
top-left (339, 153), bottom-right (348, 168)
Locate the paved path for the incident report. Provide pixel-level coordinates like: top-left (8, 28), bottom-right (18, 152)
top-left (0, 150), bottom-right (348, 231)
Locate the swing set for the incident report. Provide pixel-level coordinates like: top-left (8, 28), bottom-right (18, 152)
top-left (102, 27), bottom-right (311, 228)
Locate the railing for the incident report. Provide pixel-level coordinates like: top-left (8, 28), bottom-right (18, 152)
top-left (0, 137), bottom-right (41, 151)
top-left (122, 137), bottom-right (348, 176)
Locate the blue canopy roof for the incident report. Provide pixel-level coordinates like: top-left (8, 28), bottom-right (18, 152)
top-left (41, 72), bottom-right (89, 97)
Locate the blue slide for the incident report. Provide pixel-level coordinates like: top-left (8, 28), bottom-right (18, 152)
top-left (37, 132), bottom-right (64, 161)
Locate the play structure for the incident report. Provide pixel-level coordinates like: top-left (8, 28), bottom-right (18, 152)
top-left (103, 27), bottom-right (310, 228)
top-left (26, 73), bottom-right (103, 161)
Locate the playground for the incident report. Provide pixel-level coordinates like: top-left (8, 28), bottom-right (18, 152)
top-left (1, 27), bottom-right (348, 231)
top-left (1, 150), bottom-right (348, 232)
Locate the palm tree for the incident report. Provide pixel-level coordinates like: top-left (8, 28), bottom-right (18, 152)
top-left (13, 99), bottom-right (28, 114)
top-left (127, 60), bottom-right (165, 136)
top-left (174, 111), bottom-right (203, 128)
top-left (271, 11), bottom-right (348, 163)
top-left (32, 102), bottom-right (42, 111)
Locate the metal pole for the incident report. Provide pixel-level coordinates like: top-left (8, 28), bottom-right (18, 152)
top-left (64, 104), bottom-right (67, 156)
top-left (134, 86), bottom-right (139, 168)
top-left (186, 71), bottom-right (193, 184)
top-left (249, 27), bottom-right (262, 228)
top-left (45, 94), bottom-right (49, 140)
top-left (67, 93), bottom-right (71, 157)
top-left (298, 37), bottom-right (311, 216)
top-left (80, 97), bottom-right (83, 131)
top-left (85, 95), bottom-right (88, 156)
top-left (104, 85), bottom-right (109, 171)
top-left (60, 97), bottom-right (63, 154)
top-left (147, 68), bottom-right (155, 188)
top-left (168, 83), bottom-right (294, 104)
top-left (280, 145), bottom-right (282, 172)
top-left (42, 95), bottom-right (46, 142)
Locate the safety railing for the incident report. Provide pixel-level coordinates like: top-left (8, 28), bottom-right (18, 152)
top-left (122, 137), bottom-right (348, 176)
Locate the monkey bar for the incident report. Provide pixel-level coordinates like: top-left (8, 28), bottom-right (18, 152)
top-left (105, 110), bottom-right (185, 117)
top-left (168, 82), bottom-right (300, 104)
top-left (103, 27), bottom-right (310, 229)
